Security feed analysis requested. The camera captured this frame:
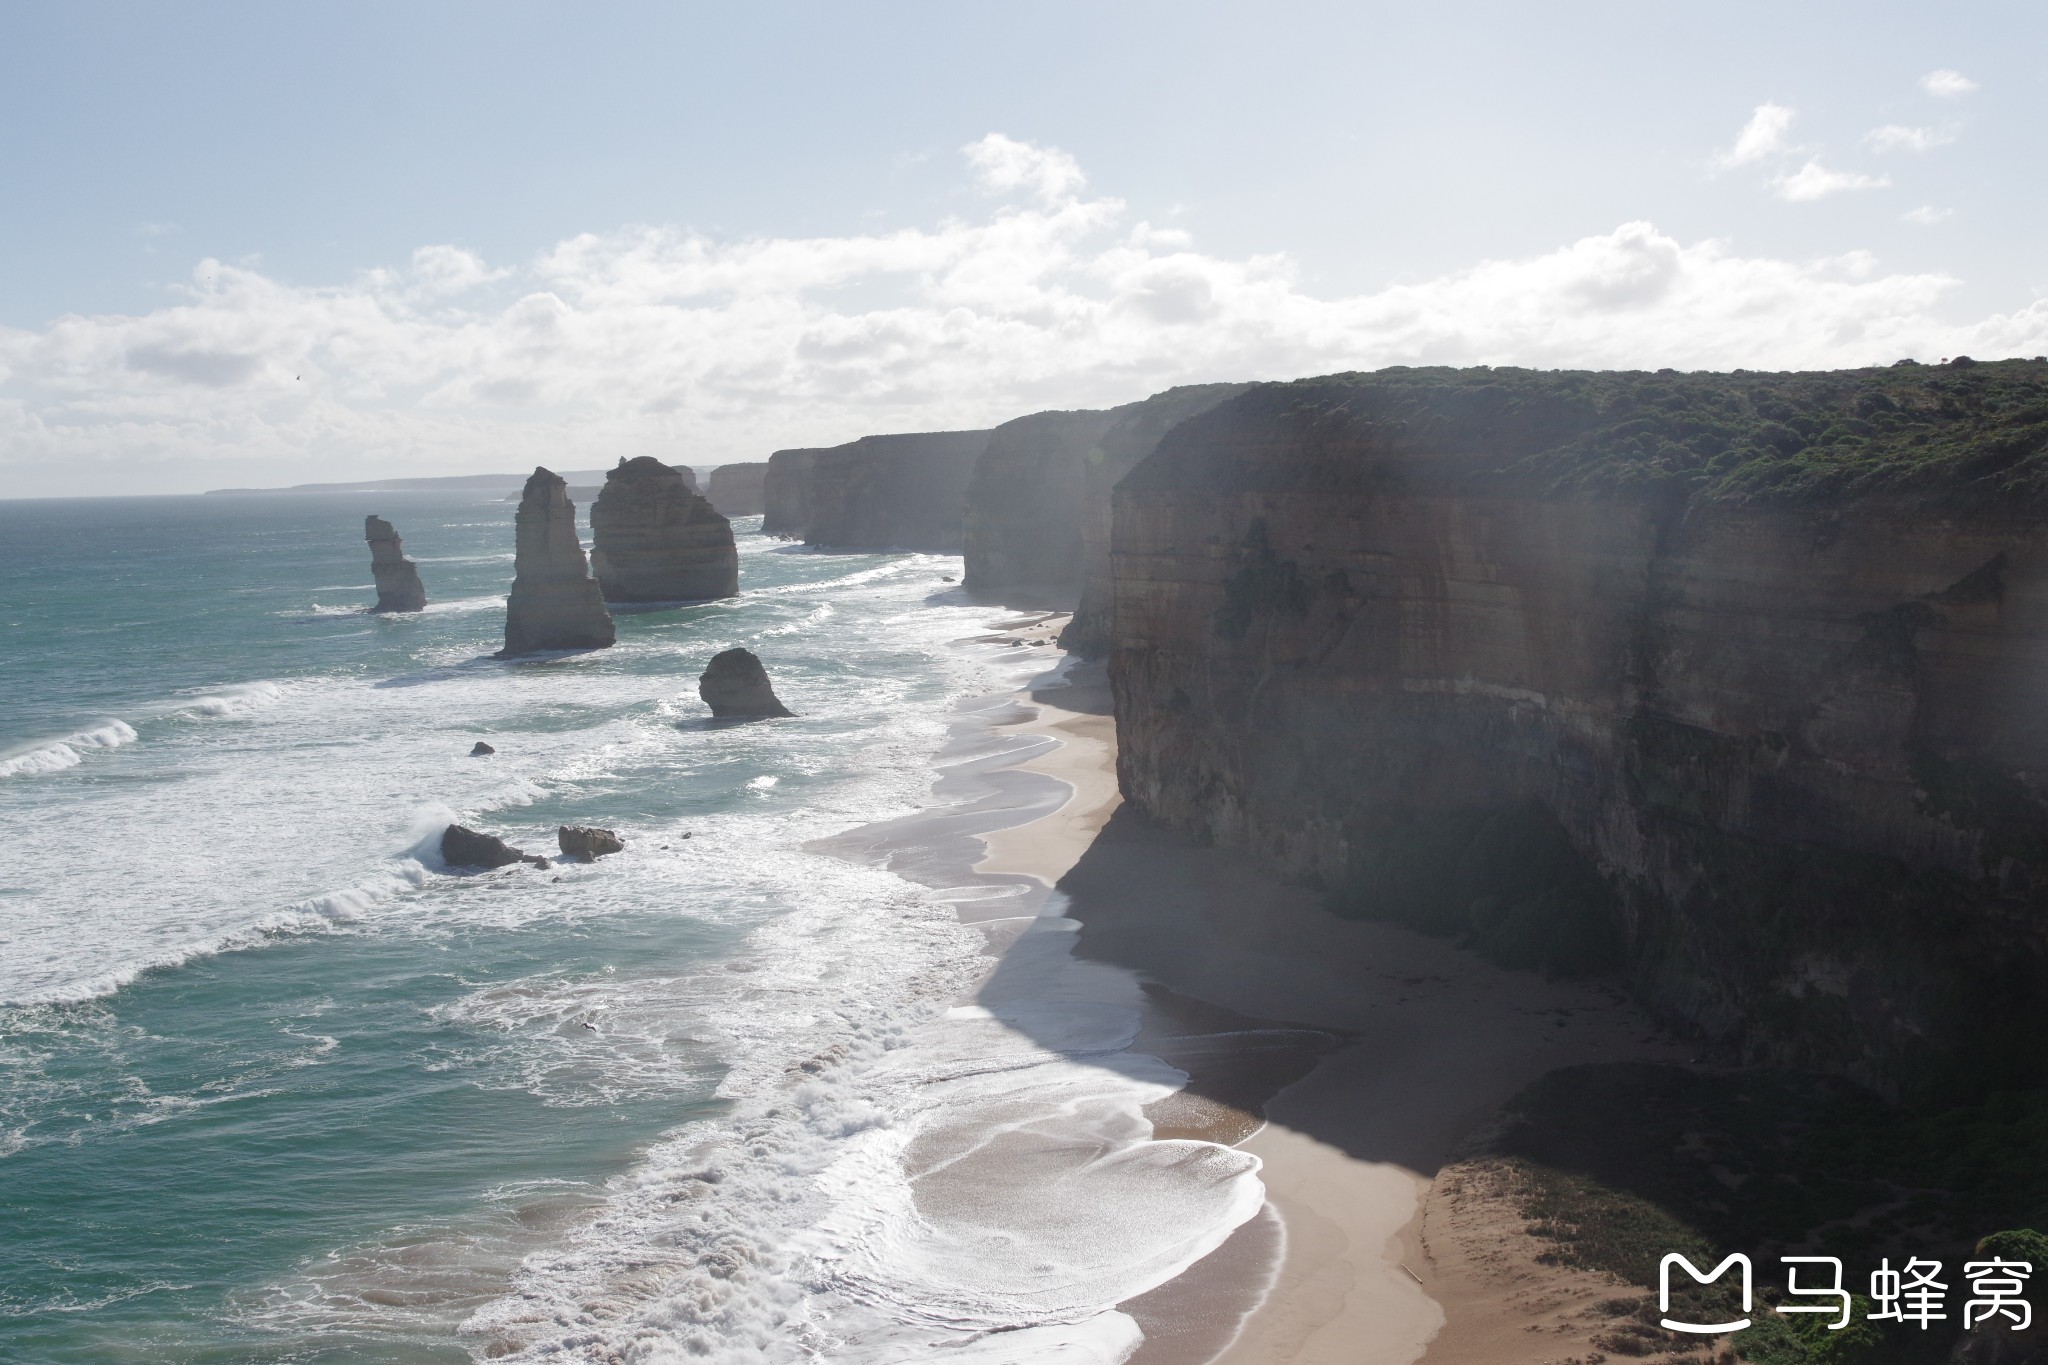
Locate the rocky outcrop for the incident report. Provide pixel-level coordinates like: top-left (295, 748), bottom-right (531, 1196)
top-left (558, 825), bottom-right (624, 860)
top-left (1060, 384), bottom-right (1248, 654)
top-left (470, 741), bottom-right (495, 756)
top-left (705, 462), bottom-right (769, 518)
top-left (589, 457), bottom-right (738, 603)
top-left (497, 468), bottom-right (617, 657)
top-left (699, 648), bottom-right (794, 719)
top-left (961, 408), bottom-right (1119, 598)
top-left (802, 430), bottom-right (992, 551)
top-left (442, 824), bottom-right (549, 868)
top-left (762, 448), bottom-right (826, 539)
top-left (1109, 362), bottom-right (2048, 1099)
top-left (364, 515), bottom-right (428, 612)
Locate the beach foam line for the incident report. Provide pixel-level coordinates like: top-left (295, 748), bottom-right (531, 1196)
top-left (0, 719), bottom-right (139, 779)
top-left (0, 857), bottom-right (431, 1009)
top-left (178, 680), bottom-right (285, 718)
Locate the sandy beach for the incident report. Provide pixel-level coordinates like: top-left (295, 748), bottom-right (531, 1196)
top-left (946, 613), bottom-right (1693, 1365)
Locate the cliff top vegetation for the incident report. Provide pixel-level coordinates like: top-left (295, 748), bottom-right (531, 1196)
top-left (1158, 359), bottom-right (2048, 506)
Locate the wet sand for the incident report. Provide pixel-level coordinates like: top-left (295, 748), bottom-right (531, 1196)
top-left (834, 609), bottom-right (1685, 1363)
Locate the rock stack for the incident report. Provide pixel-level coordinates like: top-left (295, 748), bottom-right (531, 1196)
top-left (497, 467), bottom-right (617, 658)
top-left (364, 515), bottom-right (428, 613)
top-left (590, 456), bottom-right (739, 603)
top-left (698, 648), bottom-right (794, 719)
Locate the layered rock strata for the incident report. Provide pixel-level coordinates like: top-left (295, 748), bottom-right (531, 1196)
top-left (801, 430), bottom-right (992, 552)
top-left (961, 408), bottom-right (1118, 598)
top-left (699, 648), bottom-right (794, 719)
top-left (364, 515), bottom-right (428, 612)
top-left (589, 457), bottom-right (738, 603)
top-left (497, 467), bottom-right (617, 657)
top-left (1062, 384), bottom-right (1249, 654)
top-left (705, 461), bottom-right (768, 518)
top-left (1109, 362), bottom-right (2048, 1098)
top-left (762, 448), bottom-right (825, 539)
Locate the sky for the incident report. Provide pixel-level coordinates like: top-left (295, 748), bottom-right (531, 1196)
top-left (2, 0), bottom-right (2044, 498)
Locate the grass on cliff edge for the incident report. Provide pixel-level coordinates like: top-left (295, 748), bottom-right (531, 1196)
top-left (1255, 358), bottom-right (2048, 506)
top-left (1469, 1062), bottom-right (2048, 1363)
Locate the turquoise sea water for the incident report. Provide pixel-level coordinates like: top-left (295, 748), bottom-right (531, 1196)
top-left (0, 492), bottom-right (1010, 1361)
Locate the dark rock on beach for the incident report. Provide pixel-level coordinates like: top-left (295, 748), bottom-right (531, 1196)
top-left (590, 456), bottom-right (739, 603)
top-left (441, 823), bottom-right (548, 869)
top-left (497, 467), bottom-right (616, 657)
top-left (364, 515), bottom-right (428, 613)
top-left (699, 647), bottom-right (794, 719)
top-left (558, 825), bottom-right (625, 860)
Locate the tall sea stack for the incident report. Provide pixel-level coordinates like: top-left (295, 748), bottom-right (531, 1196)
top-left (364, 515), bottom-right (427, 613)
top-left (589, 457), bottom-right (738, 603)
top-left (497, 467), bottom-right (616, 657)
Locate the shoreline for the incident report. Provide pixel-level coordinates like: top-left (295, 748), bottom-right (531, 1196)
top-left (917, 611), bottom-right (1693, 1364)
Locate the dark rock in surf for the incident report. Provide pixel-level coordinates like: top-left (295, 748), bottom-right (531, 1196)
top-left (441, 823), bottom-right (547, 869)
top-left (364, 515), bottom-right (428, 613)
top-left (698, 648), bottom-right (794, 719)
top-left (497, 467), bottom-right (616, 657)
top-left (558, 825), bottom-right (625, 860)
top-left (470, 741), bottom-right (496, 756)
top-left (589, 456), bottom-right (739, 603)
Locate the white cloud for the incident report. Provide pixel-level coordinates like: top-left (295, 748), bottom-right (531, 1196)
top-left (4, 135), bottom-right (2044, 497)
top-left (1714, 102), bottom-right (1798, 169)
top-left (963, 132), bottom-right (1087, 203)
top-left (1865, 124), bottom-right (1954, 153)
top-left (1921, 68), bottom-right (1979, 98)
top-left (1772, 160), bottom-right (1892, 202)
top-left (1903, 205), bottom-right (1955, 225)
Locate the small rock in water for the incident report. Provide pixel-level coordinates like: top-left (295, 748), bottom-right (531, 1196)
top-left (441, 823), bottom-right (548, 869)
top-left (698, 648), bottom-right (795, 720)
top-left (559, 825), bottom-right (625, 861)
top-left (941, 575), bottom-right (957, 582)
top-left (470, 741), bottom-right (496, 756)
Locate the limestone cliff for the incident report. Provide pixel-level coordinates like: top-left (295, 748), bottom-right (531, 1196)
top-left (802, 430), bottom-right (992, 552)
top-left (497, 467), bottom-right (616, 657)
top-left (1060, 384), bottom-right (1249, 653)
top-left (705, 462), bottom-right (768, 518)
top-left (961, 408), bottom-right (1118, 599)
top-left (762, 448), bottom-right (825, 539)
top-left (589, 457), bottom-right (738, 603)
top-left (364, 515), bottom-right (428, 613)
top-left (1109, 362), bottom-right (2048, 1098)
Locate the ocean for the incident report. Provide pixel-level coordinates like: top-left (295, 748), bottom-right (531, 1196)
top-left (0, 492), bottom-right (1261, 1363)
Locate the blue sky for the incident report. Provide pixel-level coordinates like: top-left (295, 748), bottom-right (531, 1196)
top-left (2, 1), bottom-right (2042, 496)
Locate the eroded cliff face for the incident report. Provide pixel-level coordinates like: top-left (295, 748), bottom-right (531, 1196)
top-left (364, 515), bottom-right (427, 613)
top-left (961, 408), bottom-right (1118, 598)
top-left (498, 467), bottom-right (616, 657)
top-left (589, 456), bottom-right (738, 603)
top-left (705, 462), bottom-right (768, 518)
top-left (802, 430), bottom-right (992, 552)
top-left (1060, 384), bottom-right (1248, 654)
top-left (1109, 364), bottom-right (2048, 1098)
top-left (762, 448), bottom-right (825, 539)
